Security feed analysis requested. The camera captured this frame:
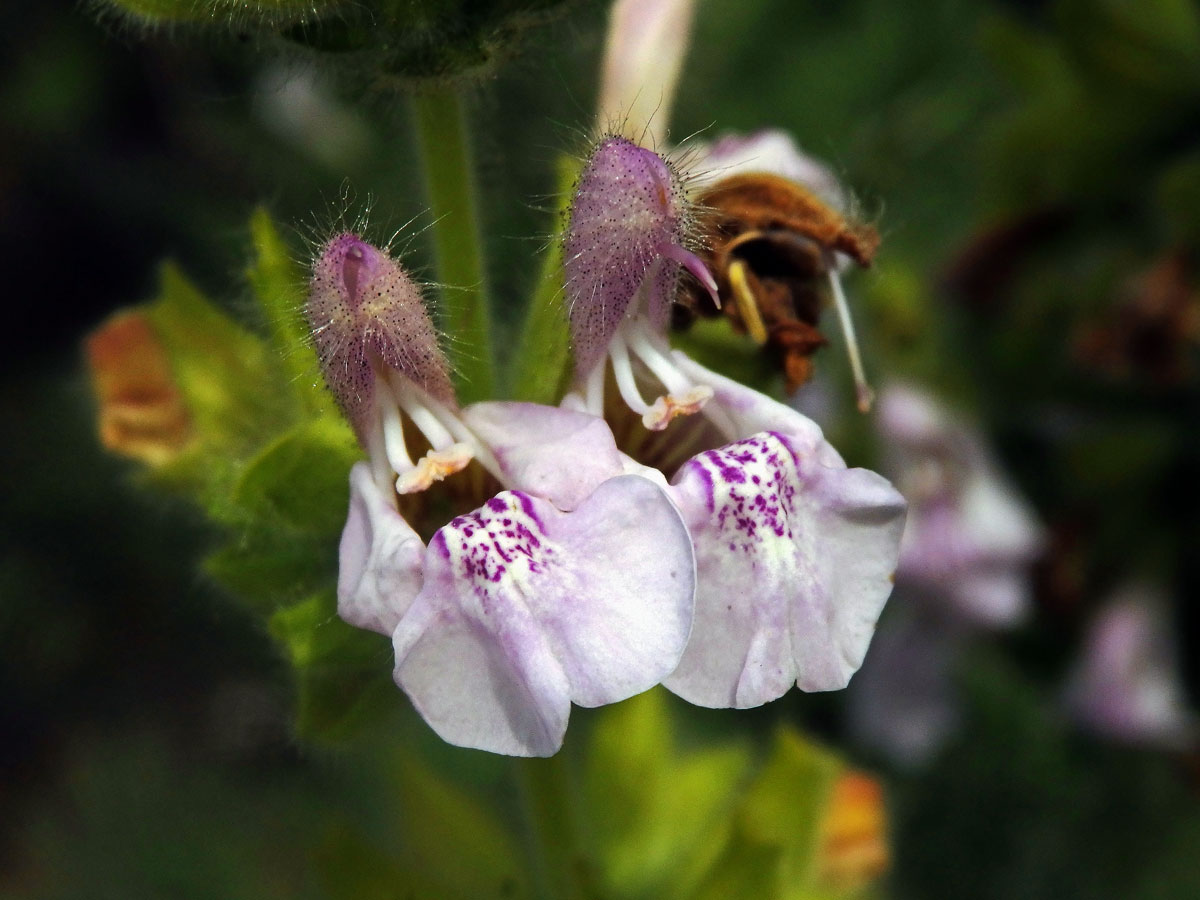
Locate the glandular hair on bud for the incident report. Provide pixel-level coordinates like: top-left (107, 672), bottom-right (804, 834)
top-left (306, 233), bottom-right (454, 437)
top-left (563, 135), bottom-right (701, 378)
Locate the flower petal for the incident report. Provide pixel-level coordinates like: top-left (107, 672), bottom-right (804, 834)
top-left (392, 575), bottom-right (572, 757)
top-left (664, 431), bottom-right (905, 707)
top-left (798, 465), bottom-right (908, 691)
top-left (1064, 586), bottom-right (1195, 747)
top-left (880, 383), bottom-right (1043, 628)
top-left (672, 349), bottom-right (844, 466)
top-left (392, 476), bottom-right (695, 756)
top-left (460, 402), bottom-right (627, 511)
top-left (337, 462), bottom-right (425, 636)
top-left (537, 474), bottom-right (695, 707)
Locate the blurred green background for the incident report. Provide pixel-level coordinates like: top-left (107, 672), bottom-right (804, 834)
top-left (2, 0), bottom-right (1199, 897)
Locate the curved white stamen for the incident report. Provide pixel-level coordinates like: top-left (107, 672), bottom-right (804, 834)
top-left (624, 323), bottom-right (692, 395)
top-left (380, 393), bottom-right (415, 475)
top-left (826, 255), bottom-right (874, 414)
top-left (365, 410), bottom-right (394, 499)
top-left (419, 394), bottom-right (507, 487)
top-left (584, 360), bottom-right (607, 417)
top-left (609, 333), bottom-right (654, 416)
top-left (400, 396), bottom-right (456, 452)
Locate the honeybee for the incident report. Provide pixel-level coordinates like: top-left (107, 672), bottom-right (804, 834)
top-left (678, 171), bottom-right (879, 409)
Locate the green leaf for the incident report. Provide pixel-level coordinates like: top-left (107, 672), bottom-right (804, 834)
top-left (385, 754), bottom-right (534, 900)
top-left (247, 208), bottom-right (331, 416)
top-left (683, 830), bottom-right (783, 900)
top-left (204, 526), bottom-right (334, 611)
top-left (233, 416), bottom-right (359, 537)
top-left (269, 593), bottom-right (397, 743)
top-left (738, 728), bottom-right (843, 895)
top-left (144, 263), bottom-right (294, 461)
top-left (584, 689), bottom-right (753, 900)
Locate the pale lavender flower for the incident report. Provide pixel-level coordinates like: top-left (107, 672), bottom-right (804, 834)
top-left (391, 471), bottom-right (693, 757)
top-left (562, 139), bottom-right (907, 709)
top-left (1064, 586), bottom-right (1195, 749)
top-left (879, 384), bottom-right (1043, 628)
top-left (310, 234), bottom-right (696, 756)
top-left (845, 384), bottom-right (1044, 766)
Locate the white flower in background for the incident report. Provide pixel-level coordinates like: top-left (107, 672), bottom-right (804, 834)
top-left (879, 383), bottom-right (1043, 628)
top-left (847, 384), bottom-right (1044, 766)
top-left (1064, 586), bottom-right (1195, 749)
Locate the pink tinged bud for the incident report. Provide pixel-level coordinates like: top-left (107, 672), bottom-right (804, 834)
top-left (306, 233), bottom-right (455, 440)
top-left (564, 136), bottom-right (717, 379)
top-left (597, 0), bottom-right (697, 146)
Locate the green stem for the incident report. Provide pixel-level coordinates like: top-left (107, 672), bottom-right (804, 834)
top-left (510, 154), bottom-right (582, 403)
top-left (516, 754), bottom-right (589, 900)
top-left (412, 87), bottom-right (495, 403)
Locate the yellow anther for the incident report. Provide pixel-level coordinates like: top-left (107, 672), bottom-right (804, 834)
top-left (642, 385), bottom-right (714, 431)
top-left (728, 259), bottom-right (769, 346)
top-left (395, 443), bottom-right (474, 494)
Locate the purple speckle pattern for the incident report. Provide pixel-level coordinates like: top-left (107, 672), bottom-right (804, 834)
top-left (441, 491), bottom-right (554, 594)
top-left (306, 233), bottom-right (454, 438)
top-left (682, 431), bottom-right (803, 554)
top-left (563, 136), bottom-right (693, 377)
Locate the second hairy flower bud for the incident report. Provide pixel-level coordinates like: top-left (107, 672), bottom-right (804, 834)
top-left (306, 233), bottom-right (455, 440)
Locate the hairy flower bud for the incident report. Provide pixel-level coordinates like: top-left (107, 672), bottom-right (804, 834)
top-left (306, 233), bottom-right (454, 440)
top-left (564, 135), bottom-right (716, 379)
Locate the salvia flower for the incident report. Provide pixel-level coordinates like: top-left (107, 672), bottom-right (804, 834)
top-left (563, 137), bottom-right (907, 709)
top-left (1064, 585), bottom-right (1195, 749)
top-left (309, 233), bottom-right (696, 756)
top-left (846, 385), bottom-right (1044, 765)
top-left (878, 384), bottom-right (1043, 628)
top-left (307, 232), bottom-right (467, 497)
top-left (564, 133), bottom-right (720, 424)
